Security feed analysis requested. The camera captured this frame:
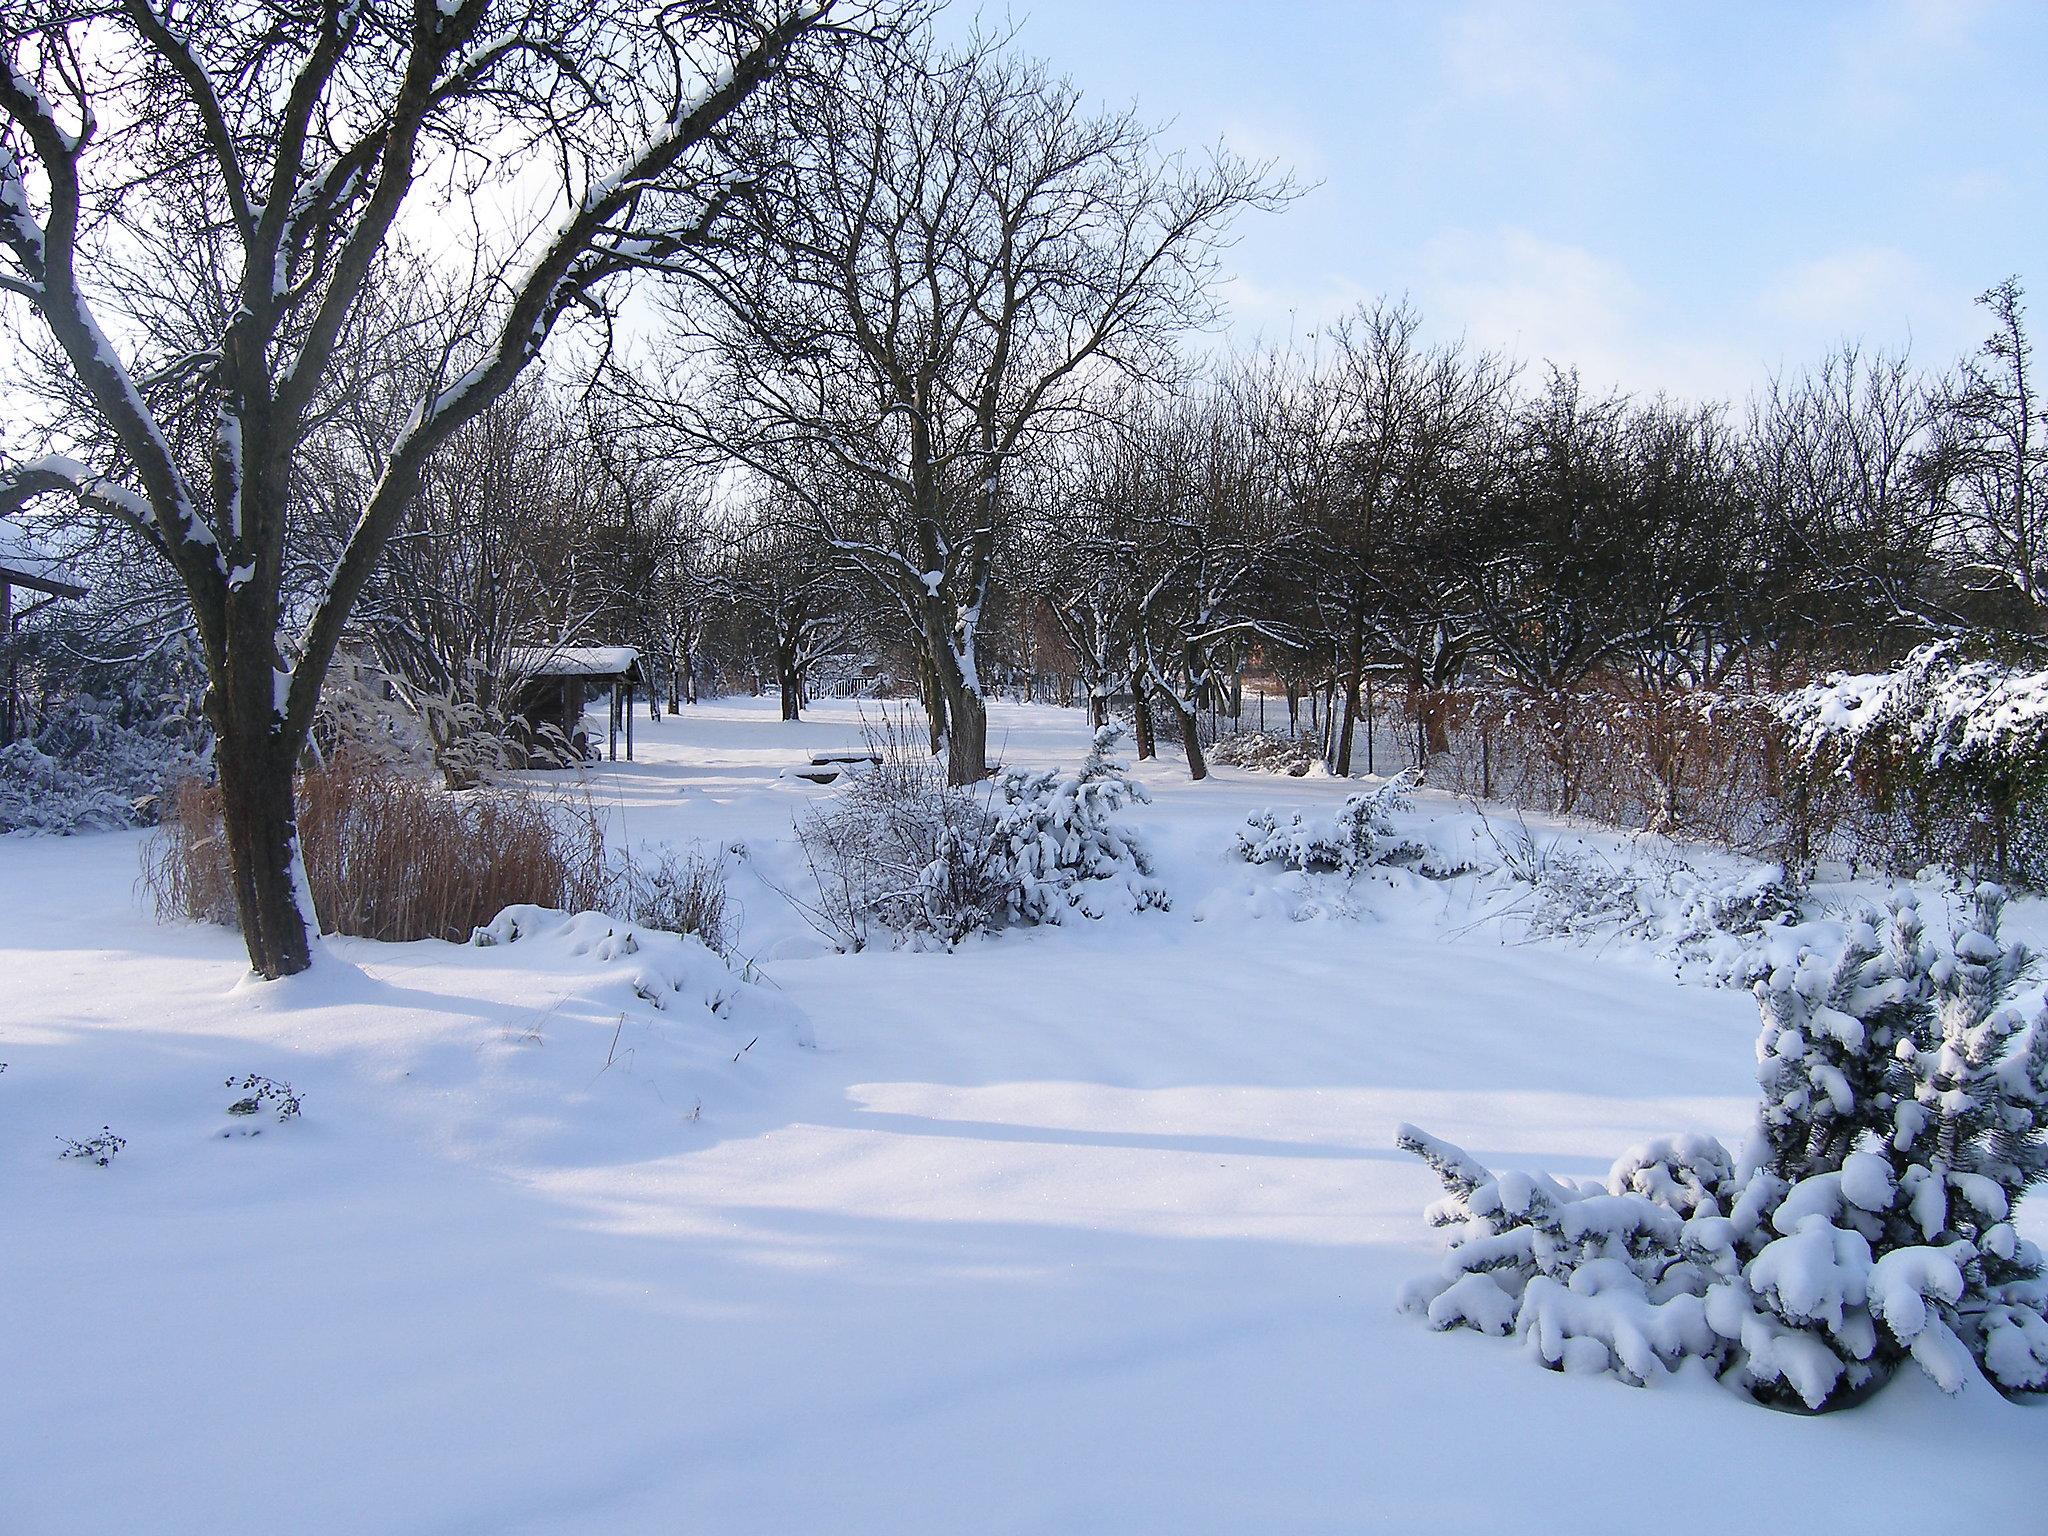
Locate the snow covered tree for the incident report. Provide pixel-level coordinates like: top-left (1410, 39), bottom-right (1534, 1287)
top-left (1740, 901), bottom-right (1930, 1185)
top-left (995, 723), bottom-right (1167, 922)
top-left (1399, 888), bottom-right (2048, 1409)
top-left (0, 0), bottom-right (865, 976)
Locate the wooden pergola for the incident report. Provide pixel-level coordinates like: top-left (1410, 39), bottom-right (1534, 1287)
top-left (1, 518), bottom-right (88, 745)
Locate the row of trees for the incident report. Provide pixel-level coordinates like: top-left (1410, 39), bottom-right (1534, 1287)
top-left (4, 1), bottom-right (2041, 974)
top-left (643, 277), bottom-right (2046, 784)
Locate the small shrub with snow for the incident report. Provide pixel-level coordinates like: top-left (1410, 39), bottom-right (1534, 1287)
top-left (1235, 772), bottom-right (1427, 875)
top-left (56, 1127), bottom-right (126, 1166)
top-left (1486, 824), bottom-right (1803, 967)
top-left (1780, 640), bottom-right (2048, 884)
top-left (793, 751), bottom-right (1008, 951)
top-left (1, 631), bottom-right (211, 833)
top-left (995, 725), bottom-right (1168, 923)
top-left (618, 847), bottom-right (734, 955)
top-left (1398, 885), bottom-right (2048, 1410)
top-left (0, 693), bottom-right (210, 833)
top-left (795, 720), bottom-right (1167, 950)
top-left (1209, 730), bottom-right (1314, 776)
top-left (225, 1074), bottom-right (302, 1122)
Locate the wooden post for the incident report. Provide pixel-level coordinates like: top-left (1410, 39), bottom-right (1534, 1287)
top-left (625, 683), bottom-right (634, 761)
top-left (607, 683), bottom-right (618, 762)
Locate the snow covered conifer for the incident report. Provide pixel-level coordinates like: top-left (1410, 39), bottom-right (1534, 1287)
top-left (997, 724), bottom-right (1168, 922)
top-left (1741, 901), bottom-right (1930, 1185)
top-left (1235, 771), bottom-right (1424, 875)
top-left (1398, 886), bottom-right (2048, 1407)
top-left (1883, 886), bottom-right (2048, 1392)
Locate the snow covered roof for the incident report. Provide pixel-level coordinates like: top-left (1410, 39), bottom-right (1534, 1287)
top-left (0, 517), bottom-right (87, 598)
top-left (507, 644), bottom-right (642, 679)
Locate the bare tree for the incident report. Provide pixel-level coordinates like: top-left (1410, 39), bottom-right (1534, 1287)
top-left (0, 0), bottom-right (866, 974)
top-left (1933, 277), bottom-right (2048, 624)
top-left (1749, 344), bottom-right (1951, 650)
top-left (717, 498), bottom-right (860, 720)
top-left (1023, 469), bottom-right (1129, 729)
top-left (673, 34), bottom-right (1285, 783)
top-left (1301, 303), bottom-right (1514, 773)
top-left (1081, 382), bottom-right (1287, 780)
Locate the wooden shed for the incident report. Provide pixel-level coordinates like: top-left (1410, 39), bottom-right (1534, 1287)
top-left (1, 517), bottom-right (88, 745)
top-left (505, 645), bottom-right (645, 766)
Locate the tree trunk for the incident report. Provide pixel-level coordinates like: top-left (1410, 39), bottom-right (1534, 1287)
top-left (212, 692), bottom-right (314, 980)
top-left (915, 639), bottom-right (948, 757)
top-left (934, 644), bottom-right (987, 785)
top-left (779, 661), bottom-right (801, 721)
top-left (1132, 674), bottom-right (1155, 760)
top-left (1333, 616), bottom-right (1363, 777)
top-left (1175, 700), bottom-right (1208, 780)
top-left (1422, 691), bottom-right (1451, 754)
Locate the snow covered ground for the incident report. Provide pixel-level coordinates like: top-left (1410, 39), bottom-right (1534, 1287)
top-left (4, 696), bottom-right (2040, 1534)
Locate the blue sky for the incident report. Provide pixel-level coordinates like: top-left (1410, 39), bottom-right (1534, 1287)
top-left (955, 0), bottom-right (2047, 403)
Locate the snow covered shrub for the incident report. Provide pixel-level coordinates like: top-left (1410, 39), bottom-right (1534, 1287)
top-left (0, 737), bottom-right (139, 832)
top-left (144, 758), bottom-right (611, 943)
top-left (794, 721), bottom-right (1168, 949)
top-left (225, 1074), bottom-right (302, 1122)
top-left (1398, 886), bottom-right (2048, 1409)
top-left (792, 724), bottom-right (1009, 952)
top-left (1209, 730), bottom-right (1314, 776)
top-left (1235, 773), bottom-right (1426, 875)
top-left (1782, 641), bottom-right (2048, 885)
top-left (994, 725), bottom-right (1168, 923)
top-left (0, 630), bottom-right (211, 832)
top-left (0, 693), bottom-right (210, 833)
top-left (617, 846), bottom-right (733, 955)
top-left (315, 657), bottom-right (522, 790)
top-left (1483, 820), bottom-right (1803, 968)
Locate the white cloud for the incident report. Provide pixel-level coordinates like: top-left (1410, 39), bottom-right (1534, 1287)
top-left (1831, 0), bottom-right (1991, 121)
top-left (1948, 167), bottom-right (2012, 205)
top-left (1211, 270), bottom-right (1372, 351)
top-left (1410, 228), bottom-right (1756, 402)
top-left (1439, 0), bottom-right (1619, 114)
top-left (1757, 247), bottom-right (1923, 332)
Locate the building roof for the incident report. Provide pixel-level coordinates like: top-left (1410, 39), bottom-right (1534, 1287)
top-left (507, 644), bottom-right (643, 680)
top-left (0, 517), bottom-right (87, 598)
